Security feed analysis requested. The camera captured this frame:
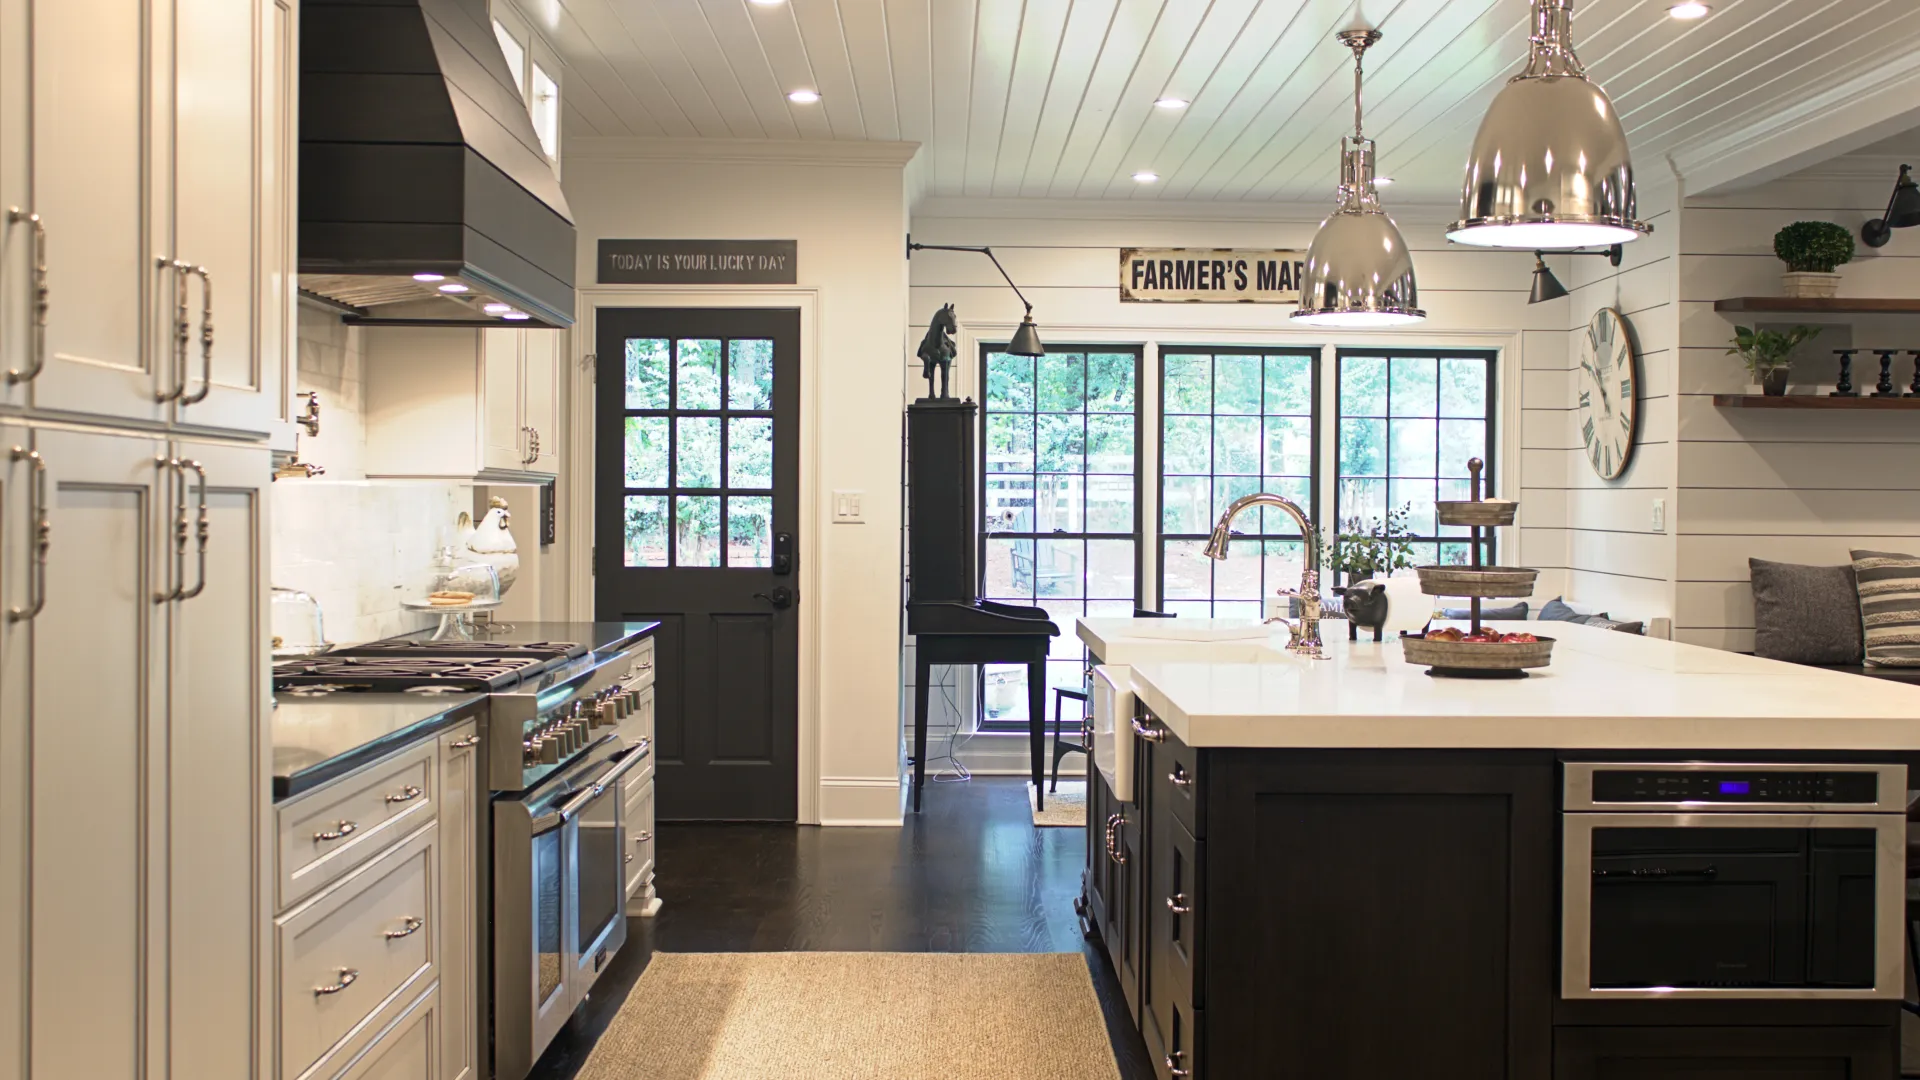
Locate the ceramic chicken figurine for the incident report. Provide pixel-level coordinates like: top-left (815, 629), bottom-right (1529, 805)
top-left (451, 497), bottom-right (519, 597)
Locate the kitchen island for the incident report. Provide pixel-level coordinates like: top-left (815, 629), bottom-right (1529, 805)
top-left (1079, 618), bottom-right (1920, 1080)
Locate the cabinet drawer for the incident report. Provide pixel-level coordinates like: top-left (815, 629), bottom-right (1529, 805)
top-left (628, 636), bottom-right (655, 690)
top-left (279, 825), bottom-right (438, 1080)
top-left (279, 741), bottom-right (437, 908)
top-left (1160, 731), bottom-right (1203, 840)
top-left (328, 982), bottom-right (438, 1080)
top-left (1160, 817), bottom-right (1203, 1009)
top-left (624, 773), bottom-right (656, 901)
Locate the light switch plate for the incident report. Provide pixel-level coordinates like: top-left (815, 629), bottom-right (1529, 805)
top-left (833, 489), bottom-right (865, 524)
top-left (1651, 498), bottom-right (1665, 533)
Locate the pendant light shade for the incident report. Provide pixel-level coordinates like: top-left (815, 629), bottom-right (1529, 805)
top-left (1527, 253), bottom-right (1569, 304)
top-left (1007, 314), bottom-right (1046, 357)
top-left (1448, 0), bottom-right (1651, 250)
top-left (1292, 29), bottom-right (1425, 329)
top-left (1861, 165), bottom-right (1920, 248)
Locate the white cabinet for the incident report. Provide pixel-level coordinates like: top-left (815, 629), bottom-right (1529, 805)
top-left (0, 425), bottom-right (271, 1080)
top-left (436, 723), bottom-right (479, 1080)
top-left (364, 326), bottom-right (562, 479)
top-left (0, 0), bottom-right (294, 434)
top-left (623, 678), bottom-right (660, 917)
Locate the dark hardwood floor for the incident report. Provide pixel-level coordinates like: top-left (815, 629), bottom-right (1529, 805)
top-left (526, 776), bottom-right (1154, 1080)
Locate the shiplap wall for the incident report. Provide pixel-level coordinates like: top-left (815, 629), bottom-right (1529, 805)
top-left (1553, 180), bottom-right (1683, 626)
top-left (903, 198), bottom-right (1574, 766)
top-left (1672, 159), bottom-right (1920, 652)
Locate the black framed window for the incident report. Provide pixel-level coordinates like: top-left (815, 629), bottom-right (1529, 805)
top-left (1334, 349), bottom-right (1497, 567)
top-left (979, 346), bottom-right (1141, 730)
top-left (1158, 349), bottom-right (1319, 619)
top-left (621, 336), bottom-right (776, 567)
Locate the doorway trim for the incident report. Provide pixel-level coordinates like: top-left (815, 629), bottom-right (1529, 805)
top-left (569, 286), bottom-right (824, 825)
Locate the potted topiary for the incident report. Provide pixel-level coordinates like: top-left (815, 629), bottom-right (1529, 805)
top-left (1727, 324), bottom-right (1821, 396)
top-left (1773, 221), bottom-right (1856, 298)
top-left (1326, 505), bottom-right (1417, 587)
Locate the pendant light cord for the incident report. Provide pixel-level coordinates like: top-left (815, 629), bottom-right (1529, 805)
top-left (1336, 29), bottom-right (1381, 144)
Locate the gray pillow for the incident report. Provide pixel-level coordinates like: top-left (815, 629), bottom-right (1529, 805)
top-left (1580, 615), bottom-right (1644, 635)
top-left (1750, 558), bottom-right (1863, 665)
top-left (1540, 597), bottom-right (1599, 622)
top-left (1439, 602), bottom-right (1529, 620)
top-left (1850, 549), bottom-right (1920, 667)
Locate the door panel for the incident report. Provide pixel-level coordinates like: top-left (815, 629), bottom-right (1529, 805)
top-left (0, 424), bottom-right (28, 1080)
top-left (27, 427), bottom-right (164, 1080)
top-left (438, 725), bottom-right (478, 1080)
top-left (483, 329), bottom-right (522, 471)
top-left (0, 0), bottom-right (27, 412)
top-left (28, 0), bottom-right (163, 421)
top-left (165, 439), bottom-right (267, 1080)
top-left (522, 329), bottom-right (559, 474)
top-left (595, 308), bottom-right (799, 822)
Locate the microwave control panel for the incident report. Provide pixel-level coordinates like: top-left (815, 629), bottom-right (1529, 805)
top-left (1589, 769), bottom-right (1880, 805)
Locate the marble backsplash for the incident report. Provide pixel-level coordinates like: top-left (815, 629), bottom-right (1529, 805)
top-left (271, 480), bottom-right (474, 645)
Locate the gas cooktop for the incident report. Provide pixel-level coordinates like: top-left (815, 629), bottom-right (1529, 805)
top-left (327, 640), bottom-right (588, 661)
top-left (273, 654), bottom-right (551, 694)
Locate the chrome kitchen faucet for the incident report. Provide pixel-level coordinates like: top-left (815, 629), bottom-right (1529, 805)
top-left (1202, 492), bottom-right (1326, 659)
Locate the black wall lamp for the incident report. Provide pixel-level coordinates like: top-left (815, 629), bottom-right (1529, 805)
top-left (1526, 244), bottom-right (1625, 304)
top-left (1861, 164), bottom-right (1920, 248)
top-left (906, 237), bottom-right (1045, 356)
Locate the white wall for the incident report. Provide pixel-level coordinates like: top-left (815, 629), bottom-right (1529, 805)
top-left (1671, 155), bottom-right (1920, 651)
top-left (561, 137), bottom-right (917, 825)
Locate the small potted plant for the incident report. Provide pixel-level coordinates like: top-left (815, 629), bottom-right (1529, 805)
top-left (1773, 221), bottom-right (1855, 298)
top-left (1727, 324), bottom-right (1821, 396)
top-left (1327, 505), bottom-right (1418, 587)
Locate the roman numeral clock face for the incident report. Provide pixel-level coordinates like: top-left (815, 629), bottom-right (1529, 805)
top-left (1576, 307), bottom-right (1637, 481)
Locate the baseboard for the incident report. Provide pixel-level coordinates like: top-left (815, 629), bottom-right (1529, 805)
top-left (818, 777), bottom-right (903, 826)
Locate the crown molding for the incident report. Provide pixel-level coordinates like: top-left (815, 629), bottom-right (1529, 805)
top-left (911, 195), bottom-right (1463, 227)
top-left (563, 136), bottom-right (922, 169)
top-left (1671, 51), bottom-right (1920, 195)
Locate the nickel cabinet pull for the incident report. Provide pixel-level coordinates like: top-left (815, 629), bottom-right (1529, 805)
top-left (1166, 1051), bottom-right (1190, 1078)
top-left (1166, 893), bottom-right (1191, 915)
top-left (384, 785), bottom-right (423, 804)
top-left (449, 734), bottom-right (480, 749)
top-left (624, 853), bottom-right (634, 864)
top-left (10, 448), bottom-right (47, 622)
top-left (6, 209), bottom-right (47, 384)
top-left (313, 820), bottom-right (356, 843)
top-left (383, 916), bottom-right (423, 940)
top-left (313, 968), bottom-right (358, 996)
top-left (1131, 718), bottom-right (1165, 743)
top-left (633, 830), bottom-right (653, 844)
top-left (1104, 813), bottom-right (1127, 865)
top-left (176, 460), bottom-right (208, 600)
top-left (181, 265), bottom-right (212, 404)
top-left (157, 259), bottom-right (191, 402)
top-left (153, 457), bottom-right (184, 602)
top-left (1168, 764), bottom-right (1191, 789)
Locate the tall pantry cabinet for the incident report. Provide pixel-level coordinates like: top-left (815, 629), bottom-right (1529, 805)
top-left (0, 0), bottom-right (295, 1079)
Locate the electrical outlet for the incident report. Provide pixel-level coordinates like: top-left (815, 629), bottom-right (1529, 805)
top-left (1651, 498), bottom-right (1666, 533)
top-left (833, 489), bottom-right (865, 524)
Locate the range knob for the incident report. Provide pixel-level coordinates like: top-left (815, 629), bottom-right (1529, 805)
top-left (523, 739), bottom-right (540, 766)
top-left (538, 737), bottom-right (560, 764)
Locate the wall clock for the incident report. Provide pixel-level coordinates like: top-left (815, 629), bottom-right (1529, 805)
top-left (1576, 306), bottom-right (1636, 481)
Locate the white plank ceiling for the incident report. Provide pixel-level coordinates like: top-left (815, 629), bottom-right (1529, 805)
top-left (541, 0), bottom-right (1920, 202)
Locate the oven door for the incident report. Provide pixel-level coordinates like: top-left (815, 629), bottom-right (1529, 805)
top-left (1562, 812), bottom-right (1905, 1000)
top-left (565, 750), bottom-right (640, 994)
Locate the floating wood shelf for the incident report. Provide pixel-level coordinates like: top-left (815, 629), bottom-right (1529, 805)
top-left (1713, 297), bottom-right (1920, 314)
top-left (1712, 394), bottom-right (1920, 410)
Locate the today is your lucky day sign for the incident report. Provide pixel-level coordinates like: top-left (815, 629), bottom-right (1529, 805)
top-left (1119, 248), bottom-right (1306, 304)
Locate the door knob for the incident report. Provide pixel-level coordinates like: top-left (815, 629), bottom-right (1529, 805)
top-left (752, 586), bottom-right (795, 610)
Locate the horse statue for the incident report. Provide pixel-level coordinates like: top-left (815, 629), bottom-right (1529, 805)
top-left (915, 303), bottom-right (958, 400)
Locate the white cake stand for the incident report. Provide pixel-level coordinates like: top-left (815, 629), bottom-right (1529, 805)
top-left (401, 597), bottom-right (504, 641)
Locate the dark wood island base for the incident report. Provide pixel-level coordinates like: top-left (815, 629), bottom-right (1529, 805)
top-left (1083, 720), bottom-right (1908, 1080)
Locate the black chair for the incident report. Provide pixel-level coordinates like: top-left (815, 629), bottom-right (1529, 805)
top-left (1050, 686), bottom-right (1088, 793)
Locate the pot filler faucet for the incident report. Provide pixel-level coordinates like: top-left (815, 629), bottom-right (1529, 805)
top-left (1202, 492), bottom-right (1326, 659)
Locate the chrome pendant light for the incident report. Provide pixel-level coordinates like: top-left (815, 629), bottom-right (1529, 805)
top-left (1292, 29), bottom-right (1425, 329)
top-left (1448, 0), bottom-right (1651, 249)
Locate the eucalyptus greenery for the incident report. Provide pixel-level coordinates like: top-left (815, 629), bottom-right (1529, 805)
top-left (1726, 324), bottom-right (1821, 378)
top-left (1772, 221), bottom-right (1856, 274)
top-left (1327, 505), bottom-right (1418, 581)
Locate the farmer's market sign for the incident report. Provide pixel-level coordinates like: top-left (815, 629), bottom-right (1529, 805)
top-left (1119, 248), bottom-right (1305, 304)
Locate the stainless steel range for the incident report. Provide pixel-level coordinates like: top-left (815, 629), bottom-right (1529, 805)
top-left (272, 631), bottom-right (657, 1080)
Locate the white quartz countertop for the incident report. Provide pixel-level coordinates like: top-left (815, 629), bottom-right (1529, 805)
top-left (1077, 618), bottom-right (1920, 751)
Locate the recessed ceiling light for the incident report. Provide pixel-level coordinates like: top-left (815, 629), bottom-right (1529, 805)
top-left (483, 303), bottom-right (512, 314)
top-left (788, 89), bottom-right (820, 104)
top-left (1133, 171), bottom-right (1159, 183)
top-left (748, 0), bottom-right (783, 5)
top-left (412, 272), bottom-right (445, 282)
top-left (1154, 98), bottom-right (1189, 110)
top-left (1667, 2), bottom-right (1710, 18)
top-left (438, 282), bottom-right (469, 293)
top-left (501, 312), bottom-right (531, 321)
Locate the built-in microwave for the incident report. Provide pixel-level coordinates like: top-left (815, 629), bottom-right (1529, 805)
top-left (1561, 762), bottom-right (1907, 1000)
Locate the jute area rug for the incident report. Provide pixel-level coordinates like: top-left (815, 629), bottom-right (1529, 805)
top-left (573, 952), bottom-right (1123, 1080)
top-left (1028, 780), bottom-right (1088, 827)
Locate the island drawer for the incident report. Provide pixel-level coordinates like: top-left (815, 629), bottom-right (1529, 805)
top-left (1142, 990), bottom-right (1202, 1080)
top-left (1157, 728), bottom-right (1204, 840)
top-left (278, 824), bottom-right (438, 1080)
top-left (279, 739), bottom-right (438, 909)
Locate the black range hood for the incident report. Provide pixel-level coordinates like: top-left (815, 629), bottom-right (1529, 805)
top-left (300, 0), bottom-right (576, 327)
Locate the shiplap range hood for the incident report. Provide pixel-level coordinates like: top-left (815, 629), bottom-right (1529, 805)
top-left (299, 0), bottom-right (576, 327)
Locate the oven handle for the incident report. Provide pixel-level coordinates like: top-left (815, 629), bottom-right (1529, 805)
top-left (528, 740), bottom-right (650, 837)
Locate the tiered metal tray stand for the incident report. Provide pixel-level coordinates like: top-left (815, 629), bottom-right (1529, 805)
top-left (1400, 458), bottom-right (1553, 678)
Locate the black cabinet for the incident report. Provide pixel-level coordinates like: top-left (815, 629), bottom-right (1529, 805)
top-left (1092, 751), bottom-right (1146, 1022)
top-left (1554, 1026), bottom-right (1896, 1078)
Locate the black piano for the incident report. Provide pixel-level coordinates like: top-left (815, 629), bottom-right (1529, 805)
top-left (906, 399), bottom-right (1060, 812)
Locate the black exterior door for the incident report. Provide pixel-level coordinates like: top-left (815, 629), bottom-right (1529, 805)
top-left (595, 308), bottom-right (800, 822)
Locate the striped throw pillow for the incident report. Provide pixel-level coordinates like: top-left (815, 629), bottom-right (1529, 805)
top-left (1851, 549), bottom-right (1920, 667)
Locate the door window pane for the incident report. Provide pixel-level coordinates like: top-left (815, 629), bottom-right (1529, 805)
top-left (623, 496), bottom-right (667, 567)
top-left (728, 339), bottom-right (774, 409)
top-left (676, 339), bottom-right (722, 409)
top-left (625, 338), bottom-right (670, 409)
top-left (727, 417), bottom-right (773, 488)
top-left (624, 417), bottom-right (668, 487)
top-left (727, 496), bottom-right (771, 567)
top-left (674, 495), bottom-right (720, 567)
top-left (676, 417), bottom-right (720, 488)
